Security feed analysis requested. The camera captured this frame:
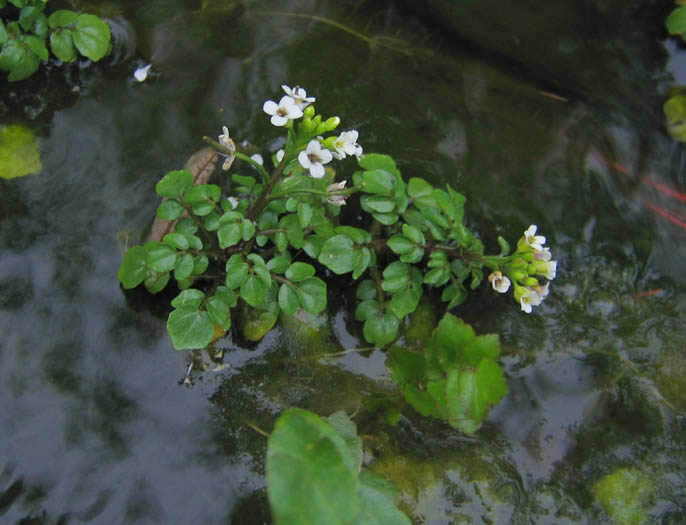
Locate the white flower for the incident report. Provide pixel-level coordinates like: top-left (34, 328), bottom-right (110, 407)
top-left (535, 281), bottom-right (550, 299)
top-left (536, 259), bottom-right (557, 280)
top-left (534, 247), bottom-right (552, 261)
top-left (133, 64), bottom-right (152, 82)
top-left (275, 149), bottom-right (285, 163)
top-left (326, 180), bottom-right (347, 206)
top-left (281, 85), bottom-right (315, 108)
top-left (331, 130), bottom-right (363, 160)
top-left (250, 153), bottom-right (264, 166)
top-left (520, 288), bottom-right (543, 313)
top-left (298, 140), bottom-right (332, 178)
top-left (524, 225), bottom-right (546, 251)
top-left (488, 271), bottom-right (511, 293)
top-left (217, 126), bottom-right (236, 171)
top-left (227, 197), bottom-right (239, 209)
top-left (263, 95), bottom-right (303, 126)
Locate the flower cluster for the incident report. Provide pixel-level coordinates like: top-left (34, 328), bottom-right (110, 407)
top-left (261, 84), bottom-right (363, 180)
top-left (487, 225), bottom-right (557, 313)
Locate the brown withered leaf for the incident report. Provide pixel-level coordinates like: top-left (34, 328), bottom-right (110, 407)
top-left (148, 147), bottom-right (218, 242)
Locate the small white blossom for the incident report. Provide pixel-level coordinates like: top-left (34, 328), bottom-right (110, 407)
top-left (488, 271), bottom-right (511, 293)
top-left (298, 140), bottom-right (332, 178)
top-left (281, 85), bottom-right (315, 108)
top-left (227, 197), bottom-right (239, 209)
top-left (276, 149), bottom-right (285, 163)
top-left (331, 130), bottom-right (363, 160)
top-left (536, 259), bottom-right (557, 280)
top-left (524, 225), bottom-right (546, 251)
top-left (326, 180), bottom-right (347, 206)
top-left (133, 64), bottom-right (152, 82)
top-left (535, 281), bottom-right (550, 299)
top-left (250, 153), bottom-right (264, 166)
top-left (520, 287), bottom-right (543, 313)
top-left (263, 96), bottom-right (303, 126)
top-left (534, 247), bottom-right (552, 261)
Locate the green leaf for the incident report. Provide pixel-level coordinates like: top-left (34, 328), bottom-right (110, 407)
top-left (358, 153), bottom-right (399, 175)
top-left (155, 170), bottom-right (193, 198)
top-left (386, 234), bottom-right (414, 255)
top-left (144, 269), bottom-right (170, 294)
top-left (278, 283), bottom-right (300, 315)
top-left (0, 39), bottom-right (39, 81)
top-left (325, 411), bottom-right (363, 472)
top-left (356, 280), bottom-right (377, 301)
top-left (363, 195), bottom-right (395, 213)
top-left (145, 242), bottom-right (178, 273)
top-left (167, 306), bottom-right (214, 350)
top-left (407, 177), bottom-right (436, 209)
top-left (174, 253), bottom-right (194, 281)
top-left (72, 14), bottom-right (110, 61)
top-left (156, 198), bottom-right (184, 220)
top-left (0, 21), bottom-right (7, 46)
top-left (193, 254), bottom-right (209, 275)
top-left (243, 309), bottom-right (278, 341)
top-left (170, 289), bottom-right (204, 308)
top-left (232, 173), bottom-right (255, 188)
top-left (352, 247), bottom-right (372, 280)
top-left (281, 214), bottom-right (304, 249)
top-left (356, 471), bottom-right (411, 525)
top-left (266, 254), bottom-right (292, 274)
top-left (402, 223), bottom-right (425, 245)
top-left (185, 184), bottom-right (221, 204)
top-left (389, 284), bottom-right (422, 318)
top-left (355, 299), bottom-right (380, 322)
top-left (19, 6), bottom-right (44, 33)
top-left (334, 226), bottom-right (370, 245)
top-left (217, 222), bottom-right (242, 248)
top-left (361, 169), bottom-right (395, 195)
top-left (363, 311), bottom-right (399, 347)
top-left (241, 219), bottom-right (255, 241)
top-left (371, 211), bottom-right (399, 226)
top-left (163, 232), bottom-right (189, 251)
top-left (297, 201), bottom-right (313, 228)
top-left (303, 234), bottom-right (325, 258)
top-left (225, 254), bottom-right (249, 289)
top-left (294, 277), bottom-right (327, 314)
top-left (381, 262), bottom-right (410, 293)
top-left (318, 234), bottom-right (359, 275)
top-left (667, 6), bottom-right (686, 38)
top-left (48, 10), bottom-right (79, 28)
top-left (267, 408), bottom-right (360, 525)
top-left (240, 274), bottom-right (267, 307)
top-left (285, 262), bottom-right (315, 283)
top-left (207, 296), bottom-right (231, 331)
top-left (117, 246), bottom-right (147, 289)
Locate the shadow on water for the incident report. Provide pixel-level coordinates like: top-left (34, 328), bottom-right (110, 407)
top-left (2, 0), bottom-right (686, 522)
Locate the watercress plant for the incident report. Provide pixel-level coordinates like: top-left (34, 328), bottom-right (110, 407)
top-left (0, 0), bottom-right (111, 81)
top-left (117, 84), bottom-right (557, 432)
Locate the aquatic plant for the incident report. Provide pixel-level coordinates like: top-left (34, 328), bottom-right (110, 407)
top-left (117, 84), bottom-right (558, 522)
top-left (0, 0), bottom-right (111, 81)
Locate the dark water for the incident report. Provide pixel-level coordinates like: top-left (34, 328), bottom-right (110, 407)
top-left (1, 0), bottom-right (686, 523)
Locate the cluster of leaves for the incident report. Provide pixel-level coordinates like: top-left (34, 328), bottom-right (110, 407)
top-left (0, 0), bottom-right (111, 81)
top-left (387, 314), bottom-right (508, 434)
top-left (266, 408), bottom-right (410, 525)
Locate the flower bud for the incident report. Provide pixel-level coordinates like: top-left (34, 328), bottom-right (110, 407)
top-left (322, 116), bottom-right (340, 132)
top-left (304, 105), bottom-right (316, 118)
top-left (524, 277), bottom-right (539, 287)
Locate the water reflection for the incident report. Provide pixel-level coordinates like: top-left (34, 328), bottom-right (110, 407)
top-left (1, 0), bottom-right (686, 522)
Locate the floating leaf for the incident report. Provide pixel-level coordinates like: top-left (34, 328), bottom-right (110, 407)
top-left (117, 246), bottom-right (147, 289)
top-left (72, 14), bottom-right (111, 61)
top-left (167, 306), bottom-right (214, 350)
top-left (0, 125), bottom-right (41, 179)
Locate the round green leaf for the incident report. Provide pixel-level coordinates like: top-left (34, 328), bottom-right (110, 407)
top-left (50, 29), bottom-right (77, 62)
top-left (193, 255), bottom-right (209, 275)
top-left (0, 40), bottom-right (39, 81)
top-left (167, 306), bottom-right (214, 350)
top-left (667, 6), bottom-right (686, 38)
top-left (225, 255), bottom-right (249, 289)
top-left (318, 234), bottom-right (359, 275)
top-left (145, 242), bottom-right (178, 273)
top-left (386, 234), bottom-right (414, 255)
top-left (155, 170), bottom-right (193, 198)
top-left (285, 262), bottom-right (315, 283)
top-left (174, 253), bottom-right (194, 281)
top-left (170, 288), bottom-right (205, 308)
top-left (144, 270), bottom-right (170, 294)
top-left (48, 10), bottom-right (79, 28)
top-left (295, 277), bottom-right (327, 314)
top-left (267, 408), bottom-right (360, 525)
top-left (117, 246), bottom-right (147, 289)
top-left (73, 14), bottom-right (110, 61)
top-left (241, 219), bottom-right (255, 241)
top-left (217, 222), bottom-right (242, 248)
top-left (240, 274), bottom-right (267, 307)
top-left (278, 283), bottom-right (300, 316)
top-left (363, 312), bottom-right (399, 347)
top-left (206, 296), bottom-right (231, 330)
top-left (266, 255), bottom-right (292, 274)
top-left (163, 232), bottom-right (189, 251)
